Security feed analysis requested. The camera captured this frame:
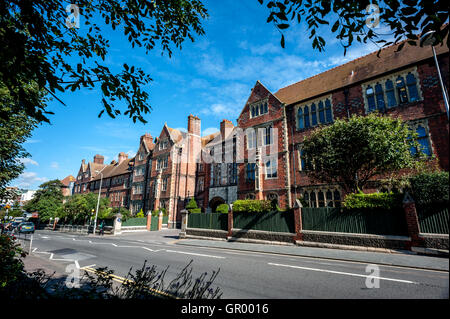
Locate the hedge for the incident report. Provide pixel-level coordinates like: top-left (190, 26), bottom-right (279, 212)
top-left (232, 200), bottom-right (272, 213)
top-left (409, 171), bottom-right (449, 205)
top-left (343, 192), bottom-right (403, 210)
top-left (215, 203), bottom-right (229, 214)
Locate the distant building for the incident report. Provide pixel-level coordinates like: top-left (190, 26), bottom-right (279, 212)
top-left (60, 175), bottom-right (76, 197)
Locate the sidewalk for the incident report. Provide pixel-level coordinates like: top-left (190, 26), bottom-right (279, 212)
top-left (174, 238), bottom-right (449, 272)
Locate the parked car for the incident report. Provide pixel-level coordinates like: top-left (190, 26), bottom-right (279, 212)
top-left (18, 222), bottom-right (35, 234)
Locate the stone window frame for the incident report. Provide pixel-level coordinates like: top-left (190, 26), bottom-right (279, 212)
top-left (361, 66), bottom-right (423, 114)
top-left (249, 98), bottom-right (269, 119)
top-left (295, 94), bottom-right (333, 131)
top-left (408, 118), bottom-right (434, 157)
top-left (301, 187), bottom-right (342, 208)
top-left (264, 156), bottom-right (278, 179)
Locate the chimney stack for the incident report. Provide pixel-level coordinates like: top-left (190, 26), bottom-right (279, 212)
top-left (118, 152), bottom-right (128, 164)
top-left (93, 154), bottom-right (104, 164)
top-left (140, 133), bottom-right (154, 149)
top-left (187, 114), bottom-right (201, 136)
top-left (220, 119), bottom-right (234, 140)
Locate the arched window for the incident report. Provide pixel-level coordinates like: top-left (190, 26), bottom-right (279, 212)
top-left (304, 106), bottom-right (310, 129)
top-left (310, 192), bottom-right (317, 208)
top-left (375, 83), bottom-right (385, 111)
top-left (325, 99), bottom-right (333, 123)
top-left (406, 73), bottom-right (419, 102)
top-left (318, 191), bottom-right (325, 207)
top-left (396, 76), bottom-right (408, 103)
top-left (366, 86), bottom-right (376, 112)
top-left (297, 107), bottom-right (304, 130)
top-left (303, 192), bottom-right (309, 207)
top-left (318, 101), bottom-right (325, 124)
top-left (333, 190), bottom-right (341, 207)
top-left (326, 190), bottom-right (333, 207)
top-left (311, 103), bottom-right (317, 126)
top-left (385, 79), bottom-right (396, 107)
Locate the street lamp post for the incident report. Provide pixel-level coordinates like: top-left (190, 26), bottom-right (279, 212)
top-left (420, 30), bottom-right (449, 121)
top-left (93, 168), bottom-right (106, 235)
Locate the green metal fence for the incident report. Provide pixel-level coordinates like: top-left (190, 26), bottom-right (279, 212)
top-left (150, 216), bottom-right (159, 231)
top-left (233, 211), bottom-right (295, 233)
top-left (122, 217), bottom-right (147, 227)
top-left (417, 203), bottom-right (449, 234)
top-left (162, 216), bottom-right (169, 225)
top-left (187, 213), bottom-right (228, 231)
top-left (301, 207), bottom-right (408, 236)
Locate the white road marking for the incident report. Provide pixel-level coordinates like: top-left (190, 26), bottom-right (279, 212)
top-left (268, 262), bottom-right (418, 284)
top-left (165, 250), bottom-right (226, 259)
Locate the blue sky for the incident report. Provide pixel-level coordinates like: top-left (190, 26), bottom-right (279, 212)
top-left (13, 0), bottom-right (387, 190)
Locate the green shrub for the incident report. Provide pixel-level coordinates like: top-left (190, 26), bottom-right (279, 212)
top-left (232, 200), bottom-right (272, 213)
top-left (215, 204), bottom-right (229, 214)
top-left (343, 192), bottom-right (402, 210)
top-left (186, 198), bottom-right (199, 213)
top-left (189, 208), bottom-right (202, 214)
top-left (136, 209), bottom-right (145, 218)
top-left (409, 171), bottom-right (449, 205)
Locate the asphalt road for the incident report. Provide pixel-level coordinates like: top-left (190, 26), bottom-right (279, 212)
top-left (26, 229), bottom-right (449, 299)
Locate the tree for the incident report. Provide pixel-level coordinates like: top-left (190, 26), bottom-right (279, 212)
top-left (1, 0), bottom-right (208, 124)
top-left (301, 113), bottom-right (423, 194)
top-left (258, 0), bottom-right (448, 53)
top-left (0, 86), bottom-right (38, 193)
top-left (23, 179), bottom-right (64, 222)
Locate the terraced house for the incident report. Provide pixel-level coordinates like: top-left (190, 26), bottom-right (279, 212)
top-left (72, 39), bottom-right (449, 228)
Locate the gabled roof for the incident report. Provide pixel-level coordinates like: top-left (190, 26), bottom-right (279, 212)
top-left (60, 175), bottom-right (75, 187)
top-left (274, 40), bottom-right (449, 106)
top-left (90, 158), bottom-right (133, 182)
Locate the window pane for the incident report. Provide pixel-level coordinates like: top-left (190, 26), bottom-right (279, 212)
top-left (375, 83), bottom-right (385, 111)
top-left (406, 73), bottom-right (419, 102)
top-left (311, 103), bottom-right (317, 126)
top-left (396, 76), bottom-right (408, 103)
top-left (297, 108), bottom-right (304, 130)
top-left (366, 86), bottom-right (376, 112)
top-left (318, 101), bottom-right (325, 124)
top-left (264, 102), bottom-right (268, 113)
top-left (304, 106), bottom-right (310, 128)
top-left (325, 99), bottom-right (333, 123)
top-left (418, 138), bottom-right (431, 156)
top-left (385, 80), bottom-right (397, 107)
top-left (310, 192), bottom-right (316, 208)
top-left (260, 103), bottom-right (264, 115)
top-left (318, 191), bottom-right (325, 207)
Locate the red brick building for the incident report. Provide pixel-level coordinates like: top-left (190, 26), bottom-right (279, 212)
top-left (89, 152), bottom-right (133, 209)
top-left (72, 40), bottom-right (449, 227)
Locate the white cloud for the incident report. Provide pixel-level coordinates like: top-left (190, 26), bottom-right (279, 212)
top-left (50, 162), bottom-right (60, 169)
top-left (14, 172), bottom-right (47, 188)
top-left (17, 158), bottom-right (39, 166)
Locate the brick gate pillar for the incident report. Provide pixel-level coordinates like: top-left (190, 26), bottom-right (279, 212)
top-left (293, 199), bottom-right (303, 242)
top-left (146, 212), bottom-right (152, 231)
top-left (403, 192), bottom-right (423, 250)
top-left (227, 204), bottom-right (233, 238)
